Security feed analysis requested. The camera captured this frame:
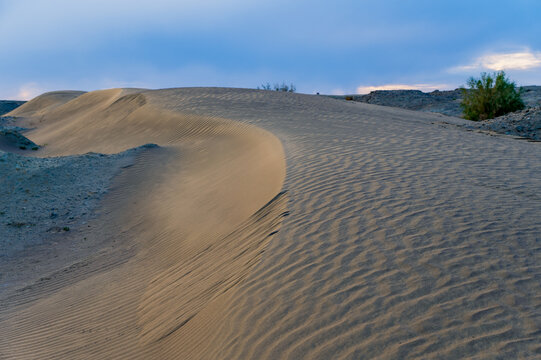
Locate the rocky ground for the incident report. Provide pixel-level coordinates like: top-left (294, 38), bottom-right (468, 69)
top-left (332, 86), bottom-right (541, 118)
top-left (0, 100), bottom-right (25, 116)
top-left (0, 111), bottom-right (159, 291)
top-left (0, 126), bottom-right (40, 151)
top-left (0, 148), bottom-right (142, 260)
top-left (331, 85), bottom-right (541, 141)
top-left (0, 115), bottom-right (159, 266)
top-left (466, 106), bottom-right (541, 141)
top-left (340, 89), bottom-right (464, 117)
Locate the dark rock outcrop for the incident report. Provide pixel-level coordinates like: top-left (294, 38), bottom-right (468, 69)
top-left (333, 86), bottom-right (541, 118)
top-left (0, 100), bottom-right (25, 116)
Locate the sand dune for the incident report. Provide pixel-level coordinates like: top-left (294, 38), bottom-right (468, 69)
top-left (1, 88), bottom-right (540, 359)
top-left (9, 91), bottom-right (86, 120)
top-left (1, 88), bottom-right (285, 359)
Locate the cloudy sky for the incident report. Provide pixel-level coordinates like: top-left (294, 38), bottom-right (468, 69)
top-left (1, 0), bottom-right (540, 99)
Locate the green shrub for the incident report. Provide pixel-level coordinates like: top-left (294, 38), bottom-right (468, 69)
top-left (460, 71), bottom-right (524, 121)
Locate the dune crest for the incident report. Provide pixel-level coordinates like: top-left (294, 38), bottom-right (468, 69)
top-left (8, 90), bottom-right (86, 120)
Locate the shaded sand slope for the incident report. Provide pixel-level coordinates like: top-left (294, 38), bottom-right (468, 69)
top-left (142, 89), bottom-right (541, 359)
top-left (0, 88), bottom-right (286, 358)
top-left (2, 88), bottom-right (540, 359)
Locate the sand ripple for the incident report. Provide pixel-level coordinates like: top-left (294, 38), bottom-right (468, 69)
top-left (147, 88), bottom-right (541, 359)
top-left (1, 88), bottom-right (540, 359)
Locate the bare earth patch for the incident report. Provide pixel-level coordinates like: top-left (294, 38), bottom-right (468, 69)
top-left (0, 144), bottom-right (156, 293)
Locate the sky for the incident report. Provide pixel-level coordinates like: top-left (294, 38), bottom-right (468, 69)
top-left (1, 0), bottom-right (540, 99)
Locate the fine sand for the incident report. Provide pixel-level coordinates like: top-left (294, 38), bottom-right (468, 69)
top-left (1, 88), bottom-right (540, 359)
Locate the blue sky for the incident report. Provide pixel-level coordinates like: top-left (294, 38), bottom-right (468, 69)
top-left (1, 0), bottom-right (540, 99)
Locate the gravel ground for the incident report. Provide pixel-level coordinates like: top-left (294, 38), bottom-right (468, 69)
top-left (0, 116), bottom-right (20, 127)
top-left (328, 86), bottom-right (541, 141)
top-left (351, 89), bottom-right (464, 117)
top-left (467, 106), bottom-right (541, 141)
top-left (0, 100), bottom-right (25, 116)
top-left (330, 85), bottom-right (541, 118)
top-left (0, 144), bottom-right (156, 259)
top-left (0, 128), bottom-right (40, 151)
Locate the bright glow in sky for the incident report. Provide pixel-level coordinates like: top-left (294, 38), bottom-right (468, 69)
top-left (356, 84), bottom-right (451, 94)
top-left (451, 50), bottom-right (541, 72)
top-left (1, 0), bottom-right (540, 99)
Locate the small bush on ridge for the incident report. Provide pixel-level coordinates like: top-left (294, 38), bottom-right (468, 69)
top-left (258, 82), bottom-right (296, 93)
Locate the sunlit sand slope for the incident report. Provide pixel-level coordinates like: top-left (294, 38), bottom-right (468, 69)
top-left (8, 90), bottom-right (86, 120)
top-left (0, 88), bottom-right (286, 359)
top-left (142, 88), bottom-right (541, 359)
top-left (2, 87), bottom-right (540, 359)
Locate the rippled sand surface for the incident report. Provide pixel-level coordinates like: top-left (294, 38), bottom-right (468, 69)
top-left (1, 88), bottom-right (540, 359)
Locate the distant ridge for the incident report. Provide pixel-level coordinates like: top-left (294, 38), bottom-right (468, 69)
top-left (331, 85), bottom-right (541, 118)
top-left (0, 100), bottom-right (26, 116)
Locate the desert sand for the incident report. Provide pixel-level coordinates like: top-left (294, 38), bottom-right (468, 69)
top-left (1, 88), bottom-right (540, 359)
